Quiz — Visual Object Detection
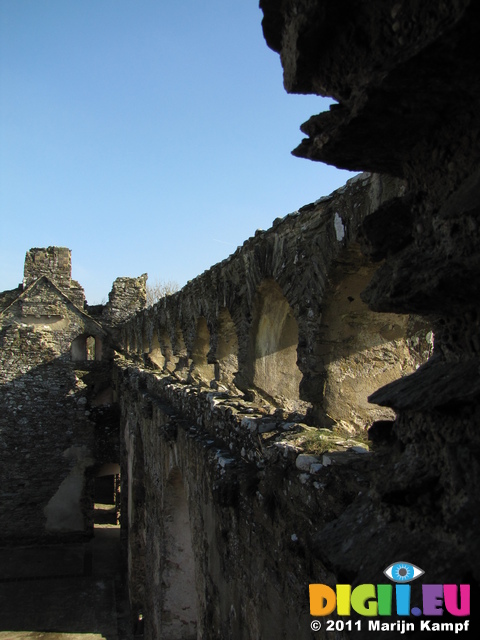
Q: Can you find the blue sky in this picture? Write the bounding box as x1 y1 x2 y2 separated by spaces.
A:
0 1 354 304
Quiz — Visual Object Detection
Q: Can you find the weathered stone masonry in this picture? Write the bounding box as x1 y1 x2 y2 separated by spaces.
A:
117 172 432 639
260 0 480 622
1 173 431 639
122 173 429 428
3 2 480 638
0 247 146 543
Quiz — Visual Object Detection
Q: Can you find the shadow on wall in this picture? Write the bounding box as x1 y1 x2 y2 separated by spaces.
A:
190 317 215 384
125 421 199 640
128 250 432 434
126 421 146 630
240 278 306 412
0 352 111 542
159 468 198 640
311 244 433 428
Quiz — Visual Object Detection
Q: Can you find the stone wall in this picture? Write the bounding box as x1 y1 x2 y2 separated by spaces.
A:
2 3 480 636
121 173 430 431
0 249 145 544
23 246 86 309
116 359 378 640
260 0 480 615
117 173 433 639
113 2 480 635
100 274 148 330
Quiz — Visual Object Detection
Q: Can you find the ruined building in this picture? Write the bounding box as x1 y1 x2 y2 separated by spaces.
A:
1 2 480 639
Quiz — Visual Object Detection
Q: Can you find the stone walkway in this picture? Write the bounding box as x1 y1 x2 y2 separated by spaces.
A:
0 511 133 640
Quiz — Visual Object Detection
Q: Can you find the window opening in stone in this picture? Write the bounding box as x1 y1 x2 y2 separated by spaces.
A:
141 325 149 355
126 330 137 354
173 324 189 379
71 334 102 362
86 335 96 360
161 468 198 639
160 329 175 372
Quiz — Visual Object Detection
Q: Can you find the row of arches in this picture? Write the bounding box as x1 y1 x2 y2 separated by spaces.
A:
123 261 430 428
127 279 306 413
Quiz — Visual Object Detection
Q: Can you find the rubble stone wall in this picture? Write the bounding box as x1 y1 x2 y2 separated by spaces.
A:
3 3 480 636
121 173 429 430
116 173 432 639
115 359 377 640
259 0 480 613
0 251 145 543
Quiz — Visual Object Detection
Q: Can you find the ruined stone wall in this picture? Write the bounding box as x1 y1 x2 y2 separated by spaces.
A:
3 3 480 631
260 0 480 613
0 250 146 544
24 246 86 309
115 359 376 640
110 3 480 635
101 274 148 330
0 286 101 542
121 173 430 432
116 173 433 638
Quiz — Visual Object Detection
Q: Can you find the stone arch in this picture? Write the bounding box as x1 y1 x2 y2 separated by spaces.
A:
172 324 189 379
159 328 175 372
311 244 432 429
148 331 166 370
126 327 136 354
71 333 102 361
160 468 198 639
141 322 150 356
134 320 144 355
215 307 239 388
246 279 306 411
190 316 215 385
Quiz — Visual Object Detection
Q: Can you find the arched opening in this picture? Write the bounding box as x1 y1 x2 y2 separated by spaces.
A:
173 325 189 380
86 336 96 360
141 324 149 356
314 245 432 430
190 317 215 385
160 468 198 639
248 279 305 411
91 386 114 406
215 308 239 388
135 326 143 355
148 332 166 370
160 329 175 372
71 334 102 362
127 331 136 354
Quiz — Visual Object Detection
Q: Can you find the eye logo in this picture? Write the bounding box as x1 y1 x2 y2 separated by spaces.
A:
310 561 470 619
384 561 424 583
